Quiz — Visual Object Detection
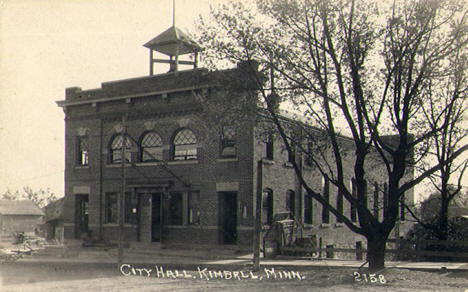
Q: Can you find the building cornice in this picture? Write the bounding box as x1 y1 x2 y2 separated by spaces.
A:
56 84 213 108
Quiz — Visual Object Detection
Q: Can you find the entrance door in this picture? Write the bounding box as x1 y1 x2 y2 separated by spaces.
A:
75 194 89 238
219 192 237 244
151 193 161 242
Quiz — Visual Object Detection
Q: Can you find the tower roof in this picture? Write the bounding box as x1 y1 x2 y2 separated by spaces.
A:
143 26 203 56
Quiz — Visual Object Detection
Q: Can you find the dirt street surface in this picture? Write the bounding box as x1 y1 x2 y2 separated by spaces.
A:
1 261 468 292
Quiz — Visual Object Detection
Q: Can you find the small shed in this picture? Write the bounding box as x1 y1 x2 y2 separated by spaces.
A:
42 198 64 242
0 199 44 235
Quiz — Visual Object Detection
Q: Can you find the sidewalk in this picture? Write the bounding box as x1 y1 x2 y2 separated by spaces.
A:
20 245 468 272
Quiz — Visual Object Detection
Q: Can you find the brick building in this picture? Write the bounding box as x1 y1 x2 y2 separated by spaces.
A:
57 26 413 257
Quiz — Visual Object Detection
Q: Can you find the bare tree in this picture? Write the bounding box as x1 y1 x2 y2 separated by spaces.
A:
197 0 468 271
423 62 467 240
1 187 59 208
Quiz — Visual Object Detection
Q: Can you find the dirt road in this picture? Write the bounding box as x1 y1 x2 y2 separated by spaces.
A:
1 260 468 291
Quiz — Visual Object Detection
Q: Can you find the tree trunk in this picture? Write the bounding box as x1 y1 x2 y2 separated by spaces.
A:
439 198 449 241
367 236 387 272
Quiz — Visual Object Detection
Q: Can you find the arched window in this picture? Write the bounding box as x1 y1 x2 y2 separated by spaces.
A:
110 134 132 164
262 189 273 225
173 128 198 160
140 131 163 162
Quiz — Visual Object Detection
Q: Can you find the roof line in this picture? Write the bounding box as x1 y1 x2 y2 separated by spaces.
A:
56 84 214 107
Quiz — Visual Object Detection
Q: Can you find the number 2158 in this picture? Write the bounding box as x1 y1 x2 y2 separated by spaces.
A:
353 272 386 284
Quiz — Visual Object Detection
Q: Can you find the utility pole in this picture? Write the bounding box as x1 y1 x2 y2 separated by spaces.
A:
117 115 127 268
253 160 263 270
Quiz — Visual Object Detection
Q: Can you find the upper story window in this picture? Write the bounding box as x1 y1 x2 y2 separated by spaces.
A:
286 190 295 219
77 136 89 166
322 176 330 224
220 126 236 158
173 128 198 161
304 140 313 167
287 142 296 163
140 131 163 162
351 178 357 222
265 135 274 160
110 134 132 164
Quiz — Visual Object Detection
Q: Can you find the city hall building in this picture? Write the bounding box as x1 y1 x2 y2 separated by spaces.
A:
57 26 413 257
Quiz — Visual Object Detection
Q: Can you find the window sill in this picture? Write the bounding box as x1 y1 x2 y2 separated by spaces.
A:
74 165 89 169
106 163 132 168
165 225 186 228
217 157 238 163
320 223 330 228
134 162 164 167
262 159 275 165
167 160 199 165
334 223 344 227
283 162 294 168
103 223 119 227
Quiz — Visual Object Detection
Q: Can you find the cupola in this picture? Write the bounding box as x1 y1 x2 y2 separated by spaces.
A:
144 1 203 74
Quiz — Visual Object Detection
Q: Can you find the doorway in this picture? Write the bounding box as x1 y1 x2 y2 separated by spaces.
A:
219 192 237 244
75 194 89 238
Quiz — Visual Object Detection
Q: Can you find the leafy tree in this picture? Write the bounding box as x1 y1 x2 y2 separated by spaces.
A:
197 0 468 271
408 189 468 240
0 187 59 208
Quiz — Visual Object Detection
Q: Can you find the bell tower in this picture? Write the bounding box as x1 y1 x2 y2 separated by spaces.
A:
144 0 203 74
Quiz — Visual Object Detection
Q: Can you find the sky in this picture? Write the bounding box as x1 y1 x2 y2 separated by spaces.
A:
0 0 465 202
0 0 221 197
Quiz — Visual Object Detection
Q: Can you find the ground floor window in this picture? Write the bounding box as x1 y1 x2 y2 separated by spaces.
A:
125 192 138 225
168 192 183 225
304 193 313 224
105 193 118 223
188 191 200 225
262 189 273 225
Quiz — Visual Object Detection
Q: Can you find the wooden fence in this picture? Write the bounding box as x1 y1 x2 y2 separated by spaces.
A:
279 238 468 261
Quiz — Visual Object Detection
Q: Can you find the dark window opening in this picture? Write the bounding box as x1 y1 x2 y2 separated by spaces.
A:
220 126 236 158
288 142 296 163
383 183 388 217
400 194 405 220
188 191 200 225
326 245 334 258
286 190 295 219
304 140 313 167
322 177 330 224
265 135 274 160
105 193 118 223
77 136 89 166
304 192 313 224
373 183 379 218
124 192 138 225
336 188 344 223
262 189 273 225
351 178 357 222
168 192 183 225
